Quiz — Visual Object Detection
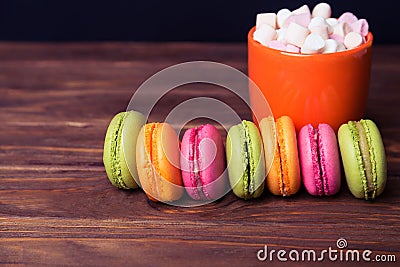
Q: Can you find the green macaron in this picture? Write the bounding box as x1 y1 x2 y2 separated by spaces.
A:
226 120 265 199
338 119 387 200
103 110 146 189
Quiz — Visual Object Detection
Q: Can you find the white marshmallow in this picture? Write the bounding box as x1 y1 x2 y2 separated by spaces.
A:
301 33 326 54
351 19 369 37
344 32 363 49
310 25 329 40
338 12 358 24
308 16 326 29
269 40 287 51
256 13 277 29
284 22 310 47
277 8 292 28
337 43 346 52
253 24 277 46
326 18 339 27
276 28 287 43
309 17 333 35
312 3 332 19
292 4 311 16
286 44 300 53
333 22 352 37
323 39 339 53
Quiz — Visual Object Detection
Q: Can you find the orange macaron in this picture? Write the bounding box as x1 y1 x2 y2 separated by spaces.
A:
136 122 183 202
259 116 301 196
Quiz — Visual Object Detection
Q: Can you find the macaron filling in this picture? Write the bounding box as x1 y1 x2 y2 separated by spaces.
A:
348 121 377 199
145 123 162 198
317 127 330 196
188 126 209 200
110 113 129 189
276 120 289 196
242 121 255 199
309 126 324 196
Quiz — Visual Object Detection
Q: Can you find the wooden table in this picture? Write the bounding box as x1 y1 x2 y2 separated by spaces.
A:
0 43 399 266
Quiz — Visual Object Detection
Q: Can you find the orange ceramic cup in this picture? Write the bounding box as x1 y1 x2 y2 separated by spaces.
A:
248 26 373 132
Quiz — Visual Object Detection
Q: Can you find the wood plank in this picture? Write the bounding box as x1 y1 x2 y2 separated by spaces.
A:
0 42 399 266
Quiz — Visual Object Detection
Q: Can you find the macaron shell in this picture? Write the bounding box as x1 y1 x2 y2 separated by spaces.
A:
266 116 301 196
196 125 228 200
362 120 387 197
136 123 183 202
245 120 265 198
317 124 341 196
260 116 285 196
180 124 227 200
277 116 301 196
121 110 146 188
226 121 265 199
226 123 248 198
338 123 366 198
259 116 276 177
103 112 141 189
298 124 321 196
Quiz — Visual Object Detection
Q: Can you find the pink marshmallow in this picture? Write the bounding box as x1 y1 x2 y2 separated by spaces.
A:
286 44 300 53
338 12 358 25
351 19 369 37
284 13 311 28
269 40 287 51
329 34 344 44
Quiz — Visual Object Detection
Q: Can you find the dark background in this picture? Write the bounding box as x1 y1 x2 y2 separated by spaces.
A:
0 0 398 43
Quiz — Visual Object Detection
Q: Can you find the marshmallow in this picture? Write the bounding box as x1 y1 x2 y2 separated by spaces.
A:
333 22 352 37
256 13 277 29
351 19 369 37
326 18 338 27
308 16 326 29
344 32 363 49
284 22 310 47
312 3 332 19
292 4 311 16
338 12 358 25
269 40 287 51
337 43 346 52
286 44 300 53
253 24 277 46
276 28 287 43
310 25 329 40
329 34 344 44
301 33 326 54
277 8 292 28
283 13 311 28
323 39 339 53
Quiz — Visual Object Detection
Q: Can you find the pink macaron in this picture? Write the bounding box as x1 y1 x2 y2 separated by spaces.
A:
298 123 341 196
180 124 228 200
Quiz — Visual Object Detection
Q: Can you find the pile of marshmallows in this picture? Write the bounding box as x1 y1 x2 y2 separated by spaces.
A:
253 2 369 54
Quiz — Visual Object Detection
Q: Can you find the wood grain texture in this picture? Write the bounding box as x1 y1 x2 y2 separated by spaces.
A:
0 42 399 266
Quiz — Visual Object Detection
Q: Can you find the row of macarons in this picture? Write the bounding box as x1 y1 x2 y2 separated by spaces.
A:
103 110 387 202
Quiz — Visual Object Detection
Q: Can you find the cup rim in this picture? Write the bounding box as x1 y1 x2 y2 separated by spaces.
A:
248 26 373 57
